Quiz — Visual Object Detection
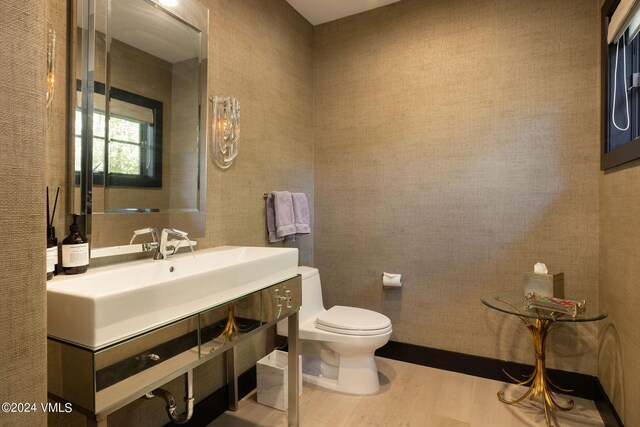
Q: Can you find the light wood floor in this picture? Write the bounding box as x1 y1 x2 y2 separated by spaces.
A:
208 357 604 427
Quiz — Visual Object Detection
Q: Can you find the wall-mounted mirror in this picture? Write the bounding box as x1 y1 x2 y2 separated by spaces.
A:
70 0 208 248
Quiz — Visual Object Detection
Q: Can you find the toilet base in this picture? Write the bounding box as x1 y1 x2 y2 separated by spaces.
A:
301 341 382 395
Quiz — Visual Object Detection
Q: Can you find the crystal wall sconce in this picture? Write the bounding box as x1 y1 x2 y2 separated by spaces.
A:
210 95 240 169
46 28 57 115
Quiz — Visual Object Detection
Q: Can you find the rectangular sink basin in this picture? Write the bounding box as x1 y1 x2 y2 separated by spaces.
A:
47 246 299 349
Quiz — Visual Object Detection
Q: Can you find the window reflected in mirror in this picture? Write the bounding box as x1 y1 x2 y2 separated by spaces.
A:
75 83 163 188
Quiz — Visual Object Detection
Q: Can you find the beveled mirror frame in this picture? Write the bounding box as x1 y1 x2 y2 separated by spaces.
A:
68 0 208 246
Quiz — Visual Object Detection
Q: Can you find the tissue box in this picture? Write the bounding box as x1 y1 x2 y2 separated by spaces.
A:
524 272 564 298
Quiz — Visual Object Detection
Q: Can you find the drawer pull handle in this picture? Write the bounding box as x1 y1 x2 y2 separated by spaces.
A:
274 289 287 307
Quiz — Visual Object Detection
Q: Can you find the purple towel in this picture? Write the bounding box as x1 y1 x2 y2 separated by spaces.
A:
266 195 283 243
266 191 296 243
292 193 310 235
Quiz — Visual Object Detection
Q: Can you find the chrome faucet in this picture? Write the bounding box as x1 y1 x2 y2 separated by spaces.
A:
130 227 191 260
158 228 190 260
130 227 163 259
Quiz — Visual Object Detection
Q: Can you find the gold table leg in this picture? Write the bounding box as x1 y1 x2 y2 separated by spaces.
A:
498 318 574 427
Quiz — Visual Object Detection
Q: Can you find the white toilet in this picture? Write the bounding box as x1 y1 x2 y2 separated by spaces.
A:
277 266 392 395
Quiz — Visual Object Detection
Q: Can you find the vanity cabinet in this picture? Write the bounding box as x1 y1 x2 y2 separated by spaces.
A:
47 275 301 426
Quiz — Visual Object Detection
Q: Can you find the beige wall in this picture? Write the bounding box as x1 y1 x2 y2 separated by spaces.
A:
313 0 601 374
46 0 313 425
599 161 640 426
597 1 639 425
0 0 47 426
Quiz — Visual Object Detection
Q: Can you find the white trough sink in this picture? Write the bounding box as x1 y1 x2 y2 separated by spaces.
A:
47 246 299 349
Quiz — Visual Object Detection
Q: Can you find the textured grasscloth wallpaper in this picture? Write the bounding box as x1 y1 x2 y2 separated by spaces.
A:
599 161 640 426
203 0 314 266
313 0 601 374
0 0 47 426
46 0 313 425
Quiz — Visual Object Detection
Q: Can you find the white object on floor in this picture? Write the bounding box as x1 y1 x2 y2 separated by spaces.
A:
256 350 302 411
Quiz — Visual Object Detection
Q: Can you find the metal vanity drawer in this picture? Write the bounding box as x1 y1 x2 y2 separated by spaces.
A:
48 315 199 414
262 275 302 323
94 315 199 413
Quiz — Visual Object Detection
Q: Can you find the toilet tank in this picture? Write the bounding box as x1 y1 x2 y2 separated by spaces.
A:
277 266 325 336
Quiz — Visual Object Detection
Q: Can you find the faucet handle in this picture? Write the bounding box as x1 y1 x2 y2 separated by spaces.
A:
130 227 159 244
165 228 188 239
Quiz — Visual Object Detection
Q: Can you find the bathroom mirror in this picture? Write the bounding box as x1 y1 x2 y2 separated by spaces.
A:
70 0 208 247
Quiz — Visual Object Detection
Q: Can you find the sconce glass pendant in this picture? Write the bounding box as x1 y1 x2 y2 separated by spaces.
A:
46 28 57 115
210 95 240 169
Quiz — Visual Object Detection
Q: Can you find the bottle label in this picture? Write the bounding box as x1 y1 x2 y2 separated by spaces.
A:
47 247 57 273
62 243 89 267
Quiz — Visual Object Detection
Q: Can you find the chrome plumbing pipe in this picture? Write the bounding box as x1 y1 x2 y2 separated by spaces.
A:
149 370 194 424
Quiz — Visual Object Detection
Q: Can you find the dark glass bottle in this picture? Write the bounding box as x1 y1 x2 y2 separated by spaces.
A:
62 215 89 275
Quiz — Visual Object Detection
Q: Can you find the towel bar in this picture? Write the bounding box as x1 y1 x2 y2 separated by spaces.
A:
263 192 306 200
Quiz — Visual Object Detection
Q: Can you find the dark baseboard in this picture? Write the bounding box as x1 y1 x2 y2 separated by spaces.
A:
376 340 624 427
593 377 625 427
164 366 257 427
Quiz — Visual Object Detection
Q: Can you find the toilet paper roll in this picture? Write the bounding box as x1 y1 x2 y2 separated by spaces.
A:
382 272 402 288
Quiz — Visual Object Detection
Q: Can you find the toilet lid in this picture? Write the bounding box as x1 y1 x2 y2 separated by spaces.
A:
315 306 392 336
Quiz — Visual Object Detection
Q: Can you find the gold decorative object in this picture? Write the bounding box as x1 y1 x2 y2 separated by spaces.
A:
218 303 240 341
46 28 56 114
525 293 586 317
496 298 574 427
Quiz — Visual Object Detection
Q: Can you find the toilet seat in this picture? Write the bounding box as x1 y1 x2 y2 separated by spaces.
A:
315 306 392 336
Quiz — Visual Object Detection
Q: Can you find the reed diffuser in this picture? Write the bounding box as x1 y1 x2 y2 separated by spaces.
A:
46 186 60 279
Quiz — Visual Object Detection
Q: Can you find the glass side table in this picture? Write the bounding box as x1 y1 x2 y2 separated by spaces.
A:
481 292 607 427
